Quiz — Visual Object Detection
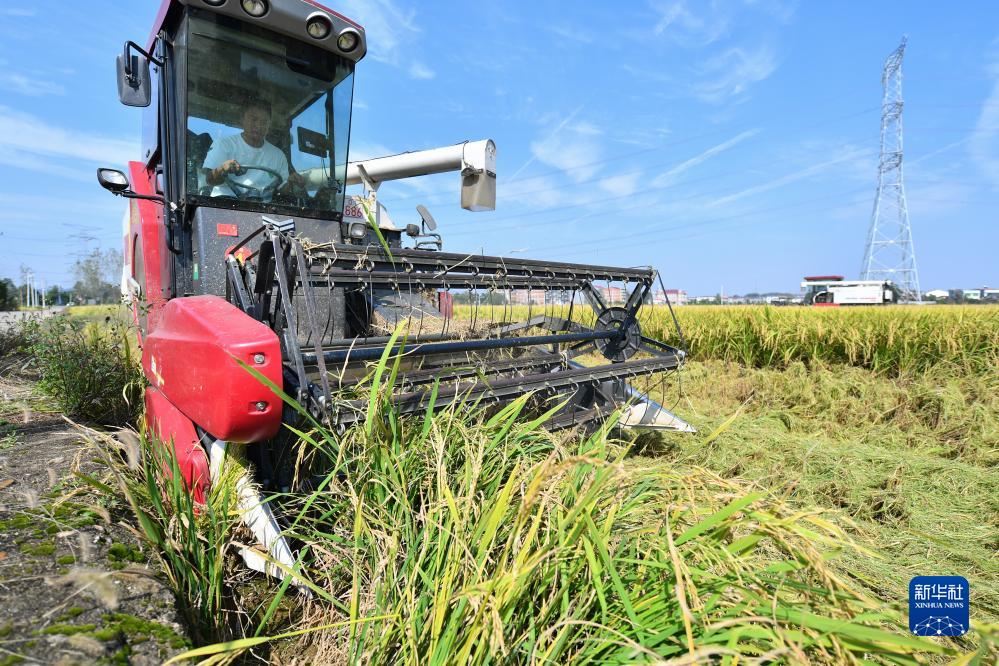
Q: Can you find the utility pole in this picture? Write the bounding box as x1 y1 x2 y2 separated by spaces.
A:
860 37 921 302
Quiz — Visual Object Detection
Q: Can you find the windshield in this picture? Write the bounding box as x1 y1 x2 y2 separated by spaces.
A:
185 10 354 217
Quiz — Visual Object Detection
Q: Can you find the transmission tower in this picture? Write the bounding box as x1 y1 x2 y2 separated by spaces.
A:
860 36 921 302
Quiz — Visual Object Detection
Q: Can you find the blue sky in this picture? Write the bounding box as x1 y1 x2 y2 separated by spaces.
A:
0 0 996 295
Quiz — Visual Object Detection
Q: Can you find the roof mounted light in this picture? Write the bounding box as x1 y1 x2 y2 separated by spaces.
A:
306 14 332 40
337 29 360 53
240 0 268 18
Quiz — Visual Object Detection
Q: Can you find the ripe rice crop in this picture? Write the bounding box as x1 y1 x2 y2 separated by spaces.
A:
456 304 999 375
77 329 992 664
647 304 999 375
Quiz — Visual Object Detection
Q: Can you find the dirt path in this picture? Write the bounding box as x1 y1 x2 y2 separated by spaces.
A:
0 374 189 666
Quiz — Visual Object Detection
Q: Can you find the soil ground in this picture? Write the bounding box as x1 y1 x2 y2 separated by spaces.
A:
0 372 189 666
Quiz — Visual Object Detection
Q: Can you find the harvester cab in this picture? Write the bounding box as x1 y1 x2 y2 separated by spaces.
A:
100 0 692 580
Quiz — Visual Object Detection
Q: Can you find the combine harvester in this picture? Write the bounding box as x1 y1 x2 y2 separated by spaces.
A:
98 0 691 578
801 275 899 306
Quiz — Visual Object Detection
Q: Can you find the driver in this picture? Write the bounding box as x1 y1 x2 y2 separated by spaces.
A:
202 98 304 200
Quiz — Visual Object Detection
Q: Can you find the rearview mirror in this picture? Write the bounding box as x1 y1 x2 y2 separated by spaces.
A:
116 41 154 107
97 168 130 193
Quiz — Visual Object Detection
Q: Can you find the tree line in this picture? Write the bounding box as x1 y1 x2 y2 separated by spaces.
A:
1 248 122 310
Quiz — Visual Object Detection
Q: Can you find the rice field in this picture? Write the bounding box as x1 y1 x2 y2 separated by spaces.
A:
649 304 999 375
456 302 999 375
17 304 997 663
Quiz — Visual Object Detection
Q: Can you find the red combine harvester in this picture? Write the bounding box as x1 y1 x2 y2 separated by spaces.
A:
99 0 691 578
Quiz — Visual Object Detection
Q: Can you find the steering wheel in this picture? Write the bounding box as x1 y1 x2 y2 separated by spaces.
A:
226 165 285 201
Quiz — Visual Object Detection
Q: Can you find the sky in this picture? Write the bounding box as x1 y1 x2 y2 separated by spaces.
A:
0 0 997 296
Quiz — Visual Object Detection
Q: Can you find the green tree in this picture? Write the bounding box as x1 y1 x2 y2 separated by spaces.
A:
0 278 17 310
72 248 121 304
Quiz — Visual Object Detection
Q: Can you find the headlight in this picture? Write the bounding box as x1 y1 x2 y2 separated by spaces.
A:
240 0 268 17
337 29 359 53
349 222 366 239
307 15 332 39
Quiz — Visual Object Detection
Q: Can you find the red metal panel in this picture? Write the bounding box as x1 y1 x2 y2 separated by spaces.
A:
144 385 209 504
438 291 454 318
143 295 283 443
128 161 170 333
146 0 176 52
803 275 844 282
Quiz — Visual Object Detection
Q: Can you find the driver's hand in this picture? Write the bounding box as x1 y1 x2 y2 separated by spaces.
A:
222 159 244 175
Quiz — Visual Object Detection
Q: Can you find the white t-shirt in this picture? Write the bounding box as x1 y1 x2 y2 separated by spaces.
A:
203 133 290 199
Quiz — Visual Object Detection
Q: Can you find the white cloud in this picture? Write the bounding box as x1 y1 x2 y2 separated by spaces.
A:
707 148 869 208
599 173 640 197
651 1 728 46
335 0 419 66
0 8 35 17
530 133 601 183
652 129 760 186
970 66 999 188
348 141 397 162
693 45 777 103
0 71 65 96
509 105 584 180
496 175 571 211
0 107 136 181
569 121 602 136
408 62 436 80
0 192 125 225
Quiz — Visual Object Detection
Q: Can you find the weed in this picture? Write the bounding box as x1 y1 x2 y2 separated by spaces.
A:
19 543 55 557
36 623 97 636
59 607 85 620
20 315 143 426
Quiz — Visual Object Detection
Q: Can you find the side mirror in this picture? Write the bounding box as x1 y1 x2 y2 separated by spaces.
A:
116 41 158 107
97 168 130 193
416 204 437 231
95 168 163 204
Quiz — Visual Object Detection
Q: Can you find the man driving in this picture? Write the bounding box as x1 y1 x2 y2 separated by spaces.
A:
202 98 304 200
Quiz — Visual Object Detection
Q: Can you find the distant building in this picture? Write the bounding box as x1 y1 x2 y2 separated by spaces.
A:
598 286 625 304
653 289 687 306
507 289 546 305
924 289 949 300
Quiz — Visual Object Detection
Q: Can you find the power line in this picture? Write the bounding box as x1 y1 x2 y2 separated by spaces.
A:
540 191 989 261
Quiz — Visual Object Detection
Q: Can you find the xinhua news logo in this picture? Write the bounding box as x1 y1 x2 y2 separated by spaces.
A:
909 576 969 637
